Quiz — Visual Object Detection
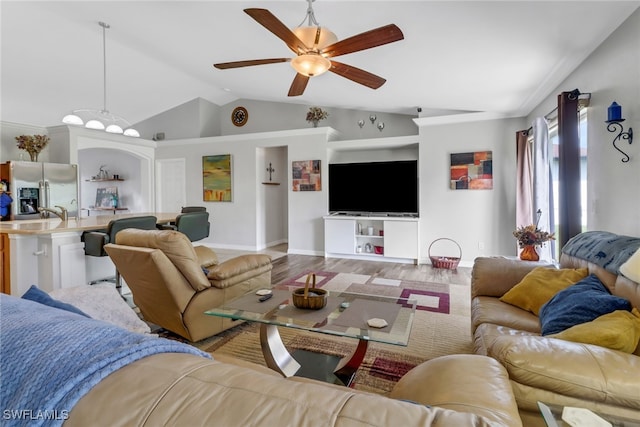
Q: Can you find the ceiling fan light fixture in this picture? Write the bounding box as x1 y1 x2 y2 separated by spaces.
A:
293 26 337 50
291 53 331 77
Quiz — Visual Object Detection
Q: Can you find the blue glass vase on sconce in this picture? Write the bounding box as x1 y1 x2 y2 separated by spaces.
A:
606 101 633 163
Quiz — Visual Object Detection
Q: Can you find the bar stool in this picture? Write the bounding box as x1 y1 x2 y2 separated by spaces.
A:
83 216 158 291
159 211 210 242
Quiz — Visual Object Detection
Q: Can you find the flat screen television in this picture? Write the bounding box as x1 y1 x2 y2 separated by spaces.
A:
328 160 418 216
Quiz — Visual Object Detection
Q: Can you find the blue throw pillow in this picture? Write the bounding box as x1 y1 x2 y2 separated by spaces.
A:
539 274 631 335
21 285 90 317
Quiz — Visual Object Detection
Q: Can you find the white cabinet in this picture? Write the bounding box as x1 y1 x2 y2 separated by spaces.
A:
325 219 356 254
324 215 418 263
383 220 419 259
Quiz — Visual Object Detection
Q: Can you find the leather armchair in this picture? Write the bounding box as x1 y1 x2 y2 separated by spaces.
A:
84 216 158 256
104 229 272 342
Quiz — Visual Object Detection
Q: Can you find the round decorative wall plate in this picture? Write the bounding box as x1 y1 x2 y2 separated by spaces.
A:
231 106 248 127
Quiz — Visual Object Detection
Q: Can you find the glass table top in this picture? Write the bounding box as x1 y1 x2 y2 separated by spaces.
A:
538 402 640 427
205 288 416 346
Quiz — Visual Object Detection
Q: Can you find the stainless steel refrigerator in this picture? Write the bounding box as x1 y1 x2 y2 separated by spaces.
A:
6 161 78 220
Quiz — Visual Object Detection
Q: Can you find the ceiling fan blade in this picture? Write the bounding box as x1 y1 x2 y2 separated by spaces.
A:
321 24 404 58
244 8 307 54
328 60 386 90
288 74 310 97
214 58 290 69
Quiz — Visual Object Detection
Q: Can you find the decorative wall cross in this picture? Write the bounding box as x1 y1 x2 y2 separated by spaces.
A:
266 163 275 181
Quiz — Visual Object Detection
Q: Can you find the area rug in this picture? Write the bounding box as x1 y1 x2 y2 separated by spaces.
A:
162 269 473 395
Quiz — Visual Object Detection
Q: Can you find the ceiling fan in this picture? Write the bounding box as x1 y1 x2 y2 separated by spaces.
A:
213 0 404 97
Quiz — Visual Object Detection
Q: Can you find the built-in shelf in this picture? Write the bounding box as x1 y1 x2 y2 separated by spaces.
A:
262 182 281 185
83 207 128 216
324 215 419 263
85 178 125 182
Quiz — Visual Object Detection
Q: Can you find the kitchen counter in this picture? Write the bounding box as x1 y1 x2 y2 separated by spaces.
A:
0 212 178 235
1 212 179 297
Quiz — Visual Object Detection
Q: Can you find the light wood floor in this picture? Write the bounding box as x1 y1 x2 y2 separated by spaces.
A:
268 246 471 286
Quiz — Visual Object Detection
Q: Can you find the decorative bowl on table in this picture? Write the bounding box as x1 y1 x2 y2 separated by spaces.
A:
292 273 327 310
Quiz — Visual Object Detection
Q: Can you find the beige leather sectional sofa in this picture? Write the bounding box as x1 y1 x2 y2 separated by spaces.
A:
471 231 640 426
66 352 522 426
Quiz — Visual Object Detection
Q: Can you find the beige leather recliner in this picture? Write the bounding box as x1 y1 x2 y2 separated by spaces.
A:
104 229 272 342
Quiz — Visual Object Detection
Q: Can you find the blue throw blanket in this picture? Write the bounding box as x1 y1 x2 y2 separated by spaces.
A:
0 294 211 427
562 231 640 275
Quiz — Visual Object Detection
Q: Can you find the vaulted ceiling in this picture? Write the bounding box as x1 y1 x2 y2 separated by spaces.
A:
1 1 638 128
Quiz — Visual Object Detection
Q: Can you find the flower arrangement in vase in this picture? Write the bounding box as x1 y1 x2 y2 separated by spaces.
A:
306 107 329 127
15 134 50 162
513 212 555 261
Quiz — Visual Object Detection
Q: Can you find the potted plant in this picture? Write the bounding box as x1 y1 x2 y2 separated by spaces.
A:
15 134 50 162
513 222 555 261
306 107 329 127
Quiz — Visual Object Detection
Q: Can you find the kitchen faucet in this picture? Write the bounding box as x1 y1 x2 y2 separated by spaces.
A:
38 205 68 221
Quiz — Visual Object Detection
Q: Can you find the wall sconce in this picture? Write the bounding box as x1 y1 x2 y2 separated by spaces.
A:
357 119 365 128
377 122 385 131
369 114 377 124
606 101 633 163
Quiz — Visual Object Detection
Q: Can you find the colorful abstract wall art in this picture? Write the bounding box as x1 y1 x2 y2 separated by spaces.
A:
292 160 321 191
450 151 493 190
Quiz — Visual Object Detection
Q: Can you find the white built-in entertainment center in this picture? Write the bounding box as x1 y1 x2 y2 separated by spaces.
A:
323 214 419 263
324 136 420 264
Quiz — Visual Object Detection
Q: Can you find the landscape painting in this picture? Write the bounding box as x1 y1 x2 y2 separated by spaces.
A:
292 160 321 191
450 151 493 190
203 154 232 201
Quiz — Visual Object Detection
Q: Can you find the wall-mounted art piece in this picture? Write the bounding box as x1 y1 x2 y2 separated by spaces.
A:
203 154 232 201
292 160 321 191
450 151 493 190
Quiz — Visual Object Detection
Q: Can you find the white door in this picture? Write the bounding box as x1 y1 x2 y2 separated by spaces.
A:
156 158 186 212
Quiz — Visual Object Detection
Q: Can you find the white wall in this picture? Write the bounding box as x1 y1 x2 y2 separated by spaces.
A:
154 128 331 253
215 99 418 140
134 97 222 141
257 146 287 249
526 8 640 237
417 117 526 262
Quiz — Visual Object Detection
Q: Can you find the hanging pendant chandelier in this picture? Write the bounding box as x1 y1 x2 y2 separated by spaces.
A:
62 21 140 137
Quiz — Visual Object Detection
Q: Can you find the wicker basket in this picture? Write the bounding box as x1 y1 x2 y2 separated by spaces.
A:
428 238 462 269
292 273 327 310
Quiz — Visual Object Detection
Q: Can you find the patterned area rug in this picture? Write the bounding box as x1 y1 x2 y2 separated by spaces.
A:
161 270 472 395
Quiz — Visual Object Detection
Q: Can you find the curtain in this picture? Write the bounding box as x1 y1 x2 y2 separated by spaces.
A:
532 117 555 261
515 130 533 228
557 91 582 248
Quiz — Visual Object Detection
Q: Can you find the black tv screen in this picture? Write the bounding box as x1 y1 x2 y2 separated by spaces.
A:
328 160 418 215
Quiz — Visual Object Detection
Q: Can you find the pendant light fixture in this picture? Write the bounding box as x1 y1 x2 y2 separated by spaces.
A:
62 21 140 137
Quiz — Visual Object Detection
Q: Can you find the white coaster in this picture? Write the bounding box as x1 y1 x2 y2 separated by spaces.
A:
367 318 388 328
256 289 272 296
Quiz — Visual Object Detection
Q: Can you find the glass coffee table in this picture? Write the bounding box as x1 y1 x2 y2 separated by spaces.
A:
538 402 640 426
205 288 416 386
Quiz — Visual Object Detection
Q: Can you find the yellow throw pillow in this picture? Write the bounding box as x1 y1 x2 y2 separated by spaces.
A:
550 308 640 353
499 267 589 315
